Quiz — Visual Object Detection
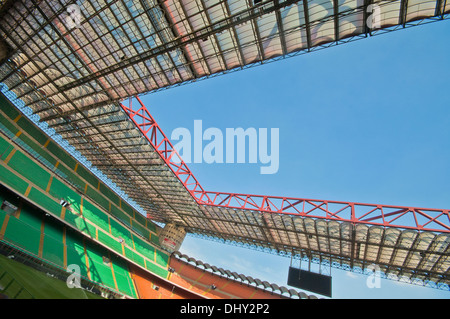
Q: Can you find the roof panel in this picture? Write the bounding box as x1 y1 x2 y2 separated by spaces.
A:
379 0 402 27
1 0 446 107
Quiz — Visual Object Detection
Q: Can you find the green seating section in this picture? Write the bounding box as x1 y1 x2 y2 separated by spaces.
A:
0 187 136 297
0 93 172 295
0 94 158 238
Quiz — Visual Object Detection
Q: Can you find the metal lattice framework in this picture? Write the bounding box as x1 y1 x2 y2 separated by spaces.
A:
119 96 450 289
120 97 450 234
0 0 449 115
0 0 449 288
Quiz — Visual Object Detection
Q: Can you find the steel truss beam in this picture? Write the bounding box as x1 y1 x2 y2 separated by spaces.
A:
119 96 209 201
199 192 450 233
120 97 450 234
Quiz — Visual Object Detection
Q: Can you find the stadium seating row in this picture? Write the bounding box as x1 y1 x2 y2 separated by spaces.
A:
170 252 316 299
0 93 159 241
0 131 170 274
0 92 306 300
0 185 137 297
0 93 174 294
168 255 293 299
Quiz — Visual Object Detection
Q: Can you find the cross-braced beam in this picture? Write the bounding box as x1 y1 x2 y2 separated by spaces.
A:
120 96 450 234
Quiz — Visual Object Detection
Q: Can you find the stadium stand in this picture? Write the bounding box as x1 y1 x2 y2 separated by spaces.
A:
0 92 173 297
169 252 316 299
0 92 307 299
130 263 205 299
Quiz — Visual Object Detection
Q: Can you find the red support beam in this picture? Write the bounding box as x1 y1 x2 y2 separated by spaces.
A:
121 97 450 234
119 97 210 203
199 191 450 233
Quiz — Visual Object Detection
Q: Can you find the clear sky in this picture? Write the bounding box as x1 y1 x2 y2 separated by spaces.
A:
140 19 450 299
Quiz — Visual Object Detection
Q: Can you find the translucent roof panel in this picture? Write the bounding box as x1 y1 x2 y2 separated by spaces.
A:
0 0 447 112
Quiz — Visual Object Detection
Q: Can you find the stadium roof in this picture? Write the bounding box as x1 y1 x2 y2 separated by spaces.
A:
1 0 448 109
0 0 449 288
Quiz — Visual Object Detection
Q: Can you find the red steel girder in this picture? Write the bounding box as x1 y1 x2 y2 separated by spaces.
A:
119 96 210 202
120 97 450 233
198 191 450 233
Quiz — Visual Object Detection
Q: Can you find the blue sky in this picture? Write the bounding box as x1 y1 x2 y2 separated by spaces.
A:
140 19 450 299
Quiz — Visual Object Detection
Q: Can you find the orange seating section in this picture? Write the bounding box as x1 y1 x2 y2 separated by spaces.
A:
129 263 203 299
168 258 287 299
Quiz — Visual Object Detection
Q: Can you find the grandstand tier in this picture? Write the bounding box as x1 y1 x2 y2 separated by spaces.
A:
0 92 308 299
